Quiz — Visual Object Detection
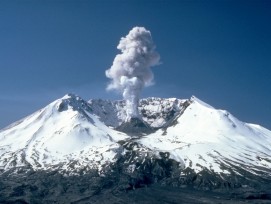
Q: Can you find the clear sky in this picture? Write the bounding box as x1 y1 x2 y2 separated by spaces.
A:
0 0 270 129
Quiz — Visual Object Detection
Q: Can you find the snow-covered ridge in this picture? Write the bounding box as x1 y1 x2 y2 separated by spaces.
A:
0 93 271 181
0 94 128 173
139 97 271 175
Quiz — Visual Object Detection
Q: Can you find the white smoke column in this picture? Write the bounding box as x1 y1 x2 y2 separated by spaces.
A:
106 27 160 121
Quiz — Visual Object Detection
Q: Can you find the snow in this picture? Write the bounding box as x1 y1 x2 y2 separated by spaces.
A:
0 94 127 172
138 97 271 174
0 94 271 177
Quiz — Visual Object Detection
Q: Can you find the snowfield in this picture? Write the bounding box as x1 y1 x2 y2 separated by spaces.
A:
0 94 128 172
138 96 271 174
0 93 271 180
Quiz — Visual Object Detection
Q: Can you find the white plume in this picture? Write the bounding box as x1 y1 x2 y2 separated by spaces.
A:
106 27 160 121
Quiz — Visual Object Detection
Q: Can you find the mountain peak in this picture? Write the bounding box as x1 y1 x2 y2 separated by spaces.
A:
56 93 90 113
1 94 271 195
190 95 214 109
62 93 78 99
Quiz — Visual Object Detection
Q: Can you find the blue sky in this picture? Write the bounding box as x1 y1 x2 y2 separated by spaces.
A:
0 0 270 129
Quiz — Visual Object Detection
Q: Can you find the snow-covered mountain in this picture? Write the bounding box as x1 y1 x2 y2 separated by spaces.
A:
0 94 128 174
1 93 271 189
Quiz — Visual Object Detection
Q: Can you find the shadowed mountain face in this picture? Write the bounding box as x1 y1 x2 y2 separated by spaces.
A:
0 94 271 203
115 117 154 135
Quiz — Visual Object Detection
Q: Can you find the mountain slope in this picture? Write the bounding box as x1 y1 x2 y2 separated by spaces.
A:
138 96 271 180
0 94 271 190
0 94 128 173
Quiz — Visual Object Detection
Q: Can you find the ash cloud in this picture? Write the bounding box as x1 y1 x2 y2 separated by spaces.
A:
106 27 160 121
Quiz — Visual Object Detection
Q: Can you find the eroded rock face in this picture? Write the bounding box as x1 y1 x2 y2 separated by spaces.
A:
115 117 154 135
88 97 189 129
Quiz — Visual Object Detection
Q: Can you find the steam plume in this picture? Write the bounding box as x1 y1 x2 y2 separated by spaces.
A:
105 27 160 121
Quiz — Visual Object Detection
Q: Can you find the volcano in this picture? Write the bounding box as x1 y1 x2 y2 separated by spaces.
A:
0 94 271 203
